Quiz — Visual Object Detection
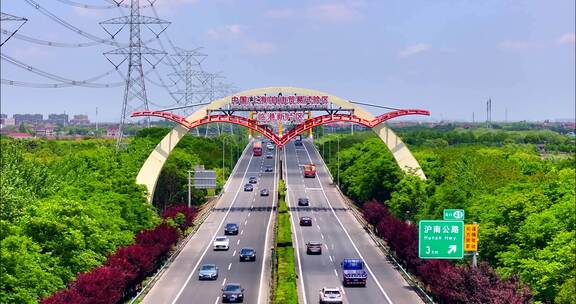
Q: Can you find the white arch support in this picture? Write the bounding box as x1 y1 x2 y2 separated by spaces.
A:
136 87 426 202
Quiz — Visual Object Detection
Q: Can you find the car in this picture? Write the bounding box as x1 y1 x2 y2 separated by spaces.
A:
266 152 273 159
306 241 322 254
244 184 253 192
298 197 310 206
299 216 312 226
260 188 269 196
295 139 303 146
264 166 273 172
224 223 239 235
319 287 343 304
213 236 230 250
222 283 245 303
198 264 218 280
248 176 257 184
239 247 256 262
266 143 274 150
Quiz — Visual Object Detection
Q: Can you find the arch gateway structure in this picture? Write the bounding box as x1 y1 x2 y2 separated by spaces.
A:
133 86 430 202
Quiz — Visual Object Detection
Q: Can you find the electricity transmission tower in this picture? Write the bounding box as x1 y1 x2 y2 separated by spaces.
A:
100 0 169 148
0 12 27 47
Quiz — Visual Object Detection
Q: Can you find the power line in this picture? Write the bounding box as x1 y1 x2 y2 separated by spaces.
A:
1 12 28 47
1 53 124 88
24 0 125 46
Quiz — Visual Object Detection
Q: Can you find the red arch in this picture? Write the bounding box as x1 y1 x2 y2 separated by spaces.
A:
278 109 430 146
132 111 281 144
131 108 430 147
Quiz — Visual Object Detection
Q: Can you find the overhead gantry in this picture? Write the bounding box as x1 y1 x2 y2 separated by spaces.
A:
133 87 430 202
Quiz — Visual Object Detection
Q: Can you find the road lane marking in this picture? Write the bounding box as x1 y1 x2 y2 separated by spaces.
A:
334 269 338 277
232 250 237 257
301 142 395 304
241 230 244 235
325 244 329 250
222 278 227 286
321 233 325 239
237 239 240 245
170 148 255 304
329 255 333 262
214 297 219 304
244 220 248 225
228 263 232 270
257 147 279 304
248 212 251 217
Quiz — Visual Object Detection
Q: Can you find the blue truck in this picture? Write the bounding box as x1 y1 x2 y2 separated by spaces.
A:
340 258 368 287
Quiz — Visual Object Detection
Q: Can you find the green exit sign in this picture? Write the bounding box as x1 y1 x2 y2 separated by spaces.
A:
443 209 465 220
419 220 464 259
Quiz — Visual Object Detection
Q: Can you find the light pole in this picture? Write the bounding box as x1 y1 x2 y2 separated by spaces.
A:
187 170 193 208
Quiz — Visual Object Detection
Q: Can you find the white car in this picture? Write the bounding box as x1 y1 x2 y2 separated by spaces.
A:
319 287 343 304
266 143 274 150
213 236 230 251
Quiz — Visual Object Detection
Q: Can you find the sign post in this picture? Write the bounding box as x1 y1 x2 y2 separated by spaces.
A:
418 220 464 259
443 209 465 220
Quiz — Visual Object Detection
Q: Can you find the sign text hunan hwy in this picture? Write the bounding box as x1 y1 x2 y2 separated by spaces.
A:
230 94 330 111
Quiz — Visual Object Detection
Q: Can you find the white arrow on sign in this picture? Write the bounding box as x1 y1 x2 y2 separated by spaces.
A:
448 245 457 254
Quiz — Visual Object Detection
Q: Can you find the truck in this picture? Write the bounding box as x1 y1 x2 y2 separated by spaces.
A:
253 141 262 156
303 164 316 178
340 258 368 287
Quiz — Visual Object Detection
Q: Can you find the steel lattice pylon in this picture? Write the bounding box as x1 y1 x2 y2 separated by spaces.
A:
101 0 169 148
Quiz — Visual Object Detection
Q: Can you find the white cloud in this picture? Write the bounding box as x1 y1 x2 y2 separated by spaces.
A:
498 40 532 50
556 33 575 45
265 8 295 19
244 41 276 56
306 1 365 23
206 24 244 39
398 43 431 58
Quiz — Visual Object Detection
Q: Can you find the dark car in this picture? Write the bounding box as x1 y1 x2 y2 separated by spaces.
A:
299 216 312 226
239 247 256 262
264 166 273 172
260 188 269 196
248 176 257 184
298 197 310 206
224 223 239 235
221 283 244 303
295 139 303 146
266 152 273 159
306 241 323 255
244 184 253 192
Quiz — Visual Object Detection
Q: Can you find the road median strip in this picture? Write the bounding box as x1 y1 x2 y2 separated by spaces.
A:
272 179 299 304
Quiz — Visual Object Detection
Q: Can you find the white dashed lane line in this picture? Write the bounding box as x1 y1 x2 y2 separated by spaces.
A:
237 239 240 245
228 263 232 270
222 278 227 286
232 250 237 257
214 297 219 304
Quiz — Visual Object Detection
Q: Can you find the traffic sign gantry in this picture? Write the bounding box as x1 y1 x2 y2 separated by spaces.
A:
443 209 465 220
419 220 464 259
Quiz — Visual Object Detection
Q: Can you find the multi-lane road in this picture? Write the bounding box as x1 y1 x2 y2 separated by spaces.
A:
284 139 423 304
143 142 278 304
142 138 422 304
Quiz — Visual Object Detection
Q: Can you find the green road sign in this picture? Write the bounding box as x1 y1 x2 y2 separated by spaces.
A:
443 209 465 220
419 220 464 259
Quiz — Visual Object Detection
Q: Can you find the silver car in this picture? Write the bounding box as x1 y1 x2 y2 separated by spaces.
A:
198 264 218 280
319 287 343 304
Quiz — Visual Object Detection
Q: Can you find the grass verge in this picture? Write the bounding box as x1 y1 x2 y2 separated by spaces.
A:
272 179 299 304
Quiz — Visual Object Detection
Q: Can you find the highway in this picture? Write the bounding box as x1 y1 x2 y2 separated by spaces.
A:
142 141 277 304
283 139 423 304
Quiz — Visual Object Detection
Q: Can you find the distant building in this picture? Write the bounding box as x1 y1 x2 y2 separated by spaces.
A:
14 114 43 126
6 132 33 139
33 126 55 137
70 114 90 126
47 113 69 126
106 127 119 138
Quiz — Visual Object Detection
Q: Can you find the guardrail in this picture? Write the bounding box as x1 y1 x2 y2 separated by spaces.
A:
310 140 435 304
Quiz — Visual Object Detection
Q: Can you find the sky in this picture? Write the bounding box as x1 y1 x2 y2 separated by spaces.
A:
1 0 575 123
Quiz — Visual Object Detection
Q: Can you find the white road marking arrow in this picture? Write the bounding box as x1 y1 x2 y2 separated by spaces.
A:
448 244 457 254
